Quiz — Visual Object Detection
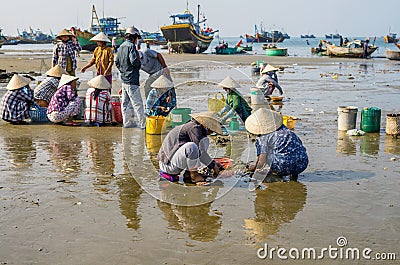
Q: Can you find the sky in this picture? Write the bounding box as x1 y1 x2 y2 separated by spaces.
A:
0 0 399 38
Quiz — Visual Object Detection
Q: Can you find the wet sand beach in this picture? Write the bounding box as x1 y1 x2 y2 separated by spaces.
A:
0 52 399 264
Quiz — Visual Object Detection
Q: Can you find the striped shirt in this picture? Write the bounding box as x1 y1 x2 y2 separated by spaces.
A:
0 87 34 122
33 77 59 103
52 40 82 71
84 88 111 123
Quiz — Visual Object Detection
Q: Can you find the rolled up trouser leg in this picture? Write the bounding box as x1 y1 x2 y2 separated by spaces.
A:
159 142 203 175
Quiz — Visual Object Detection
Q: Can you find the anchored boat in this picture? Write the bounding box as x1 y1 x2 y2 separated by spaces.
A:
76 5 125 51
160 4 218 54
324 40 378 58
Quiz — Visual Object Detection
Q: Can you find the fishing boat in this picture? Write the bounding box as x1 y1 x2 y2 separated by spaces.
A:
301 34 316 38
385 49 400 60
16 28 54 44
140 31 167 45
235 39 252 51
324 40 378 58
76 5 125 51
311 47 327 56
263 43 287 56
214 46 240 55
325 33 341 39
245 24 289 43
383 33 399 43
160 4 218 54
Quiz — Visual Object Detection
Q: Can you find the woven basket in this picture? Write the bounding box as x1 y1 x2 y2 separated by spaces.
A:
207 92 225 112
386 114 400 136
29 103 50 123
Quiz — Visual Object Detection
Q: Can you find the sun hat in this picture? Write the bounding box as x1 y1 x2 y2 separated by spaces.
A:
190 112 223 135
217 76 241 90
90 32 111 43
125 26 141 39
45 65 68 78
151 75 174 89
56 29 73 40
58 74 79 89
87 75 111 90
245 108 283 135
6 74 31 91
261 64 279 74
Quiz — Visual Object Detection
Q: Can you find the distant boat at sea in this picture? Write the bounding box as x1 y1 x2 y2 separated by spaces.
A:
140 31 167 46
245 24 289 43
160 4 218 54
301 34 315 38
325 33 341 39
76 5 125 51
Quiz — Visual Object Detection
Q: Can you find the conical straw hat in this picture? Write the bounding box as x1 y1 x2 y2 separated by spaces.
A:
151 75 174 89
6 74 31 90
190 111 223 135
45 65 68 78
90 32 111 43
217 76 241 89
87 75 111 90
261 64 279 74
245 108 283 135
58 74 79 88
56 29 73 39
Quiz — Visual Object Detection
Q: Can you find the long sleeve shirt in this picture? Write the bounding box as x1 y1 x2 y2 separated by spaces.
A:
47 85 78 114
158 120 215 169
90 46 114 76
218 90 252 122
52 40 81 71
256 74 283 96
0 87 34 122
115 39 141 85
146 88 176 116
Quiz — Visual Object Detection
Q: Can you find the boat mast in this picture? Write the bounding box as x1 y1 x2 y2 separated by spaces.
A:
90 5 102 33
197 4 200 26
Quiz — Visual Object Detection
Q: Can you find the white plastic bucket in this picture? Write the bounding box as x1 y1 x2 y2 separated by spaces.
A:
250 87 265 105
337 106 358 131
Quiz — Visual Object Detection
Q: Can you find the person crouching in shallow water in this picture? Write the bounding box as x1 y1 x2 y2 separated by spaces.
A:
216 76 252 124
34 65 68 107
0 74 34 125
84 75 118 125
47 74 82 126
158 112 224 185
245 108 308 182
81 32 114 86
146 75 176 117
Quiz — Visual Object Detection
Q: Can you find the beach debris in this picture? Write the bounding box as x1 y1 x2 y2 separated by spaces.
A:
346 129 365 136
391 157 397 162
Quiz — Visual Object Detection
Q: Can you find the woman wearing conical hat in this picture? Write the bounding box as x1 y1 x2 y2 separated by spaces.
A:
145 75 176 117
245 108 308 183
216 76 252 124
0 74 34 125
81 32 114 86
46 74 82 126
84 75 118 125
34 65 68 107
52 28 82 76
158 112 224 185
256 64 283 97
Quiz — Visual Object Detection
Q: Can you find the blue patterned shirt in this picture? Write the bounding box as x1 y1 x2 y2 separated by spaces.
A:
0 87 34 122
255 125 308 176
52 40 81 71
146 88 176 116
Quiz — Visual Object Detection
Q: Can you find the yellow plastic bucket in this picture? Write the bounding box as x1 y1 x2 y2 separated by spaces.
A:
283 115 297 130
146 116 166 135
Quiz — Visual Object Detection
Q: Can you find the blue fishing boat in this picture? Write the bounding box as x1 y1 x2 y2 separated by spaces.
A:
244 24 289 43
160 3 218 53
301 34 316 38
140 31 167 45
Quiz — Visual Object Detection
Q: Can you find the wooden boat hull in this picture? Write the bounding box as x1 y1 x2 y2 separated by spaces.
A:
76 30 124 51
160 24 213 54
265 48 287 56
385 49 400 60
311 47 327 55
325 43 378 58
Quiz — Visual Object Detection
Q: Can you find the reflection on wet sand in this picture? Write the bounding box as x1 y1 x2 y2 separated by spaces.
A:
1 127 36 168
244 181 307 242
118 172 142 230
158 181 221 242
336 131 357 155
360 133 380 155
384 135 400 154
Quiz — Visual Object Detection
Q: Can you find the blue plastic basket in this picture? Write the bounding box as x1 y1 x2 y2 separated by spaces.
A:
29 102 50 123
